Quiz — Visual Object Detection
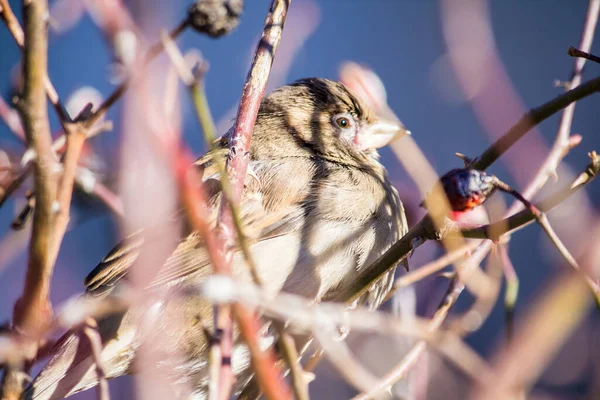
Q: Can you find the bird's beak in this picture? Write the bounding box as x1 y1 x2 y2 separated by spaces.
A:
356 118 411 150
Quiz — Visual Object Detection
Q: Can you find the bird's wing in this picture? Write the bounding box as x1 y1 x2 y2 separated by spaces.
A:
84 155 315 296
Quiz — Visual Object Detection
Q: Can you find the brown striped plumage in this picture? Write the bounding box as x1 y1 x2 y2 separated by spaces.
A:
25 78 409 400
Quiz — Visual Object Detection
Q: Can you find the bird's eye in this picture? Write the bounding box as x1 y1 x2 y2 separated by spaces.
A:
335 116 351 129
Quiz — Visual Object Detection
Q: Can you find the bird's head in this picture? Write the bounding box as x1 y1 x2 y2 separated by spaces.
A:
253 78 409 165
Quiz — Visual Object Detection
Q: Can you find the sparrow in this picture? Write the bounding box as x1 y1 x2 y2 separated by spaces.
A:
24 78 409 400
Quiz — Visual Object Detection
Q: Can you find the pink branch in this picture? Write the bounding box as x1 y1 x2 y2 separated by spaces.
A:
211 1 290 399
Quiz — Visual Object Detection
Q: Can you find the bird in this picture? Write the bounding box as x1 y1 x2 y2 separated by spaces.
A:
24 78 410 400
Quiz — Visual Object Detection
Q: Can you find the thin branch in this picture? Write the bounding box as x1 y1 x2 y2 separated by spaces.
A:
473 271 592 400
179 157 238 400
234 306 292 400
488 178 600 303
502 0 600 208
1 0 55 397
569 46 600 64
0 4 188 210
277 329 310 400
448 248 503 335
0 0 126 222
471 74 600 171
0 0 70 123
75 172 125 219
211 1 290 399
312 327 380 394
461 151 600 240
0 95 25 141
382 241 480 304
0 272 492 399
0 0 24 45
11 0 55 337
160 31 262 286
352 150 600 398
352 249 488 400
498 245 518 342
85 18 190 129
82 318 110 400
193 276 495 389
333 73 600 307
162 28 292 400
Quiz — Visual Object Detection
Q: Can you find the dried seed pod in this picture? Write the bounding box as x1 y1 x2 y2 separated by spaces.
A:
439 168 497 212
187 0 243 38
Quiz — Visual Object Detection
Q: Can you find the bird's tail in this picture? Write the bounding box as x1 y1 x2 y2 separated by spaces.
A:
23 314 133 400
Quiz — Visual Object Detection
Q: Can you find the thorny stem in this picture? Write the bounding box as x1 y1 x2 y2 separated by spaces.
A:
192 82 264 286
161 30 290 400
211 1 290 399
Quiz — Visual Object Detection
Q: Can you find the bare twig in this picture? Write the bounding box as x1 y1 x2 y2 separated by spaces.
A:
85 18 190 129
0 95 25 140
0 3 188 209
82 318 110 400
352 248 489 400
234 306 292 400
162 29 292 400
277 330 310 400
1 0 55 397
504 0 600 206
179 157 238 400
352 150 600 399
473 271 592 400
11 0 55 338
160 31 262 286
0 0 24 45
498 245 518 342
461 151 600 240
211 1 290 399
383 241 480 304
0 0 70 123
486 178 600 303
0 4 111 394
471 74 600 172
448 248 503 335
568 46 600 64
334 73 600 307
193 276 495 388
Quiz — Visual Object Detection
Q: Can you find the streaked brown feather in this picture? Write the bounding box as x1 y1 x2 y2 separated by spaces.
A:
25 78 407 400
